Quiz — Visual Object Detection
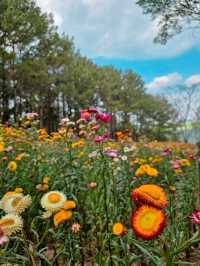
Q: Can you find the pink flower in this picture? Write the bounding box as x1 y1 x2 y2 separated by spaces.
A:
104 148 118 158
190 211 200 224
161 148 172 156
95 113 111 123
91 124 100 131
94 136 105 143
188 154 197 161
71 223 81 233
5 146 14 153
94 133 109 143
170 160 181 170
26 112 38 120
59 117 69 126
0 228 9 246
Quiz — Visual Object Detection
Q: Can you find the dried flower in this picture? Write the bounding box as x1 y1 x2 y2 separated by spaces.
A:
0 214 23 236
41 191 66 212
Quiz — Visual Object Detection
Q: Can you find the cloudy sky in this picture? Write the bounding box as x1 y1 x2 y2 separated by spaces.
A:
36 0 200 92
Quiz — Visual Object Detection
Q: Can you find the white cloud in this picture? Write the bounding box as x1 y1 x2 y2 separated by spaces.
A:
185 74 200 87
35 0 200 60
36 0 63 26
146 73 182 90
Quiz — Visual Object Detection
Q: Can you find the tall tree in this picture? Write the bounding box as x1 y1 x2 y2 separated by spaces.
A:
136 0 200 43
0 0 50 122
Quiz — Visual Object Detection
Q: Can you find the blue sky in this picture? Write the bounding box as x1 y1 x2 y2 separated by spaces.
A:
36 0 200 91
93 48 200 83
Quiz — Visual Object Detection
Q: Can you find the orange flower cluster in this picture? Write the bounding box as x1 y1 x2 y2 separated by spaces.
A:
131 184 167 240
40 191 77 227
38 128 48 140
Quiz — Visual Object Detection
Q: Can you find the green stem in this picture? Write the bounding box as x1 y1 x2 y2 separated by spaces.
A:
101 154 113 266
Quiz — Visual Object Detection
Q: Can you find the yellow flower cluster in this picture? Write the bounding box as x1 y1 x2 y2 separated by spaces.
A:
180 159 191 167
135 164 158 177
71 140 85 148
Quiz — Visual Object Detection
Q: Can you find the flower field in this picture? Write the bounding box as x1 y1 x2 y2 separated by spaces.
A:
0 111 200 266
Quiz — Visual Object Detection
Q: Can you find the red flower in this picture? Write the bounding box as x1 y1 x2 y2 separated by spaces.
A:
80 110 90 120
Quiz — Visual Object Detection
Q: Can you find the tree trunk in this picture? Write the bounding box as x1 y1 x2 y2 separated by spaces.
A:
2 59 9 123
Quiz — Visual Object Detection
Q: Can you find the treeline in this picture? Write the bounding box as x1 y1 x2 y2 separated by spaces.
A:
0 0 176 139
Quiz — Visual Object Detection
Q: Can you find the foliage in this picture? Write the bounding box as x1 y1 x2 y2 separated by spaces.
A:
136 0 200 43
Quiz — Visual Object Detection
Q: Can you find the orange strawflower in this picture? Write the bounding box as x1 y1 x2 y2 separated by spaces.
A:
114 131 125 140
53 210 72 227
112 223 126 236
15 153 26 161
64 200 76 210
131 205 166 240
131 184 168 209
0 142 4 152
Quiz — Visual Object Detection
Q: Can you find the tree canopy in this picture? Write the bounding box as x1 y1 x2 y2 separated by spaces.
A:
136 0 200 43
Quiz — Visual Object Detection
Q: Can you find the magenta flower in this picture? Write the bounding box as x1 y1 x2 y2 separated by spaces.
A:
95 113 111 123
94 136 104 143
88 107 98 113
190 211 200 224
94 132 109 143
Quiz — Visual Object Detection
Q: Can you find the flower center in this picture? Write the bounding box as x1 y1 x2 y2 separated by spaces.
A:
11 197 22 207
0 218 14 227
48 193 61 203
139 211 156 230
